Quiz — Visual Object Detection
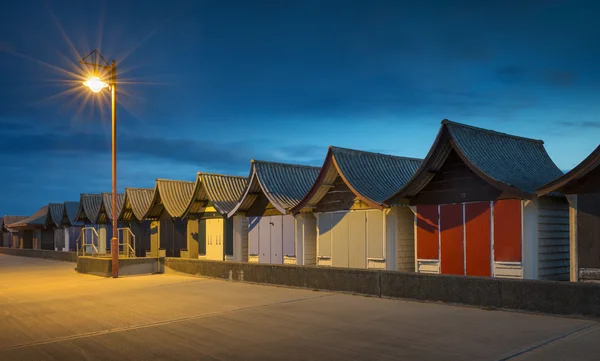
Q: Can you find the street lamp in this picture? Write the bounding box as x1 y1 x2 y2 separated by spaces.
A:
80 49 119 278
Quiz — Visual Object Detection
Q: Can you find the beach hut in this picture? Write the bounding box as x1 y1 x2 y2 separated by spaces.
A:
385 119 569 280
228 160 321 265
291 147 422 271
53 201 83 252
7 206 49 249
74 194 106 253
183 173 247 261
41 203 64 250
118 188 154 257
1 216 26 248
144 179 195 258
97 192 127 253
537 145 600 282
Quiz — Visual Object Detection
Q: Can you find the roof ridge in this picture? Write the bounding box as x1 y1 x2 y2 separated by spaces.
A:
441 119 544 144
125 187 154 191
251 159 321 169
197 172 247 179
156 178 195 184
330 145 423 161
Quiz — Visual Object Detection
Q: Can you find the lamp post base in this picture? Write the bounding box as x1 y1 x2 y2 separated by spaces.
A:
111 237 119 278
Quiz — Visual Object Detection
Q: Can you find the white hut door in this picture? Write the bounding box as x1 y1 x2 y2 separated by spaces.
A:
258 217 271 263
270 216 284 264
331 212 349 268
206 218 223 261
348 212 366 269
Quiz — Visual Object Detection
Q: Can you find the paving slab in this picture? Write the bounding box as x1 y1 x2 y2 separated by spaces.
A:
0 254 597 360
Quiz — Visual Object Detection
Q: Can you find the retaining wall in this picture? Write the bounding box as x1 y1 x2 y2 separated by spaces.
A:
164 258 600 317
0 247 77 262
77 256 162 277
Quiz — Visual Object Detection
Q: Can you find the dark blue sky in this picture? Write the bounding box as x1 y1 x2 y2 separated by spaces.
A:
1 0 599 215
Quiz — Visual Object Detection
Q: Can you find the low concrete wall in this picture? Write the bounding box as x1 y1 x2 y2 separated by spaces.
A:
164 258 380 296
77 257 162 277
164 258 600 317
0 247 77 262
579 268 600 283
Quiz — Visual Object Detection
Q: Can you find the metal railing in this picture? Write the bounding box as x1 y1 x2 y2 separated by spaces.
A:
76 227 100 257
117 227 136 258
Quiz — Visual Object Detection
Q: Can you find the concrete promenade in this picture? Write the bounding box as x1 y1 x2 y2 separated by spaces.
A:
0 254 598 360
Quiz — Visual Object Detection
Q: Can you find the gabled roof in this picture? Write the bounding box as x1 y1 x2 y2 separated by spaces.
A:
64 201 81 226
537 144 600 196
385 119 564 204
291 146 422 212
7 206 48 230
47 203 65 227
97 193 125 224
119 188 154 221
145 179 195 219
228 160 321 217
1 215 27 232
185 173 247 216
75 194 103 223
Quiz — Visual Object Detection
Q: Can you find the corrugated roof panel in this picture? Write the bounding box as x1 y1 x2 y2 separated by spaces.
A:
1 215 27 231
445 120 564 193
537 144 600 196
122 188 154 221
7 206 48 230
99 193 125 223
228 160 320 216
48 203 65 227
331 147 422 204
254 160 321 211
76 194 102 223
197 173 247 215
64 202 80 226
145 179 195 219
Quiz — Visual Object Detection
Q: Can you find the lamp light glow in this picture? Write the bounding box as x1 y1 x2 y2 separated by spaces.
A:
83 77 109 93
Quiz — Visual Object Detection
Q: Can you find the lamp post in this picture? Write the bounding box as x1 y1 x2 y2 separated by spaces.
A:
80 49 119 278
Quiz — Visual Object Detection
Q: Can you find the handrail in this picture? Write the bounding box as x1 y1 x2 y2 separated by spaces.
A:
117 227 136 258
77 227 100 257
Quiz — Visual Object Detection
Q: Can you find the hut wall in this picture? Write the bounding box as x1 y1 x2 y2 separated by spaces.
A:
21 230 33 249
53 228 65 250
409 150 503 205
2 232 10 247
389 206 415 272
295 213 317 266
576 193 600 270
185 220 199 259
41 228 55 250
158 212 187 258
537 196 570 281
128 221 151 257
150 221 160 257
12 232 19 248
232 215 248 262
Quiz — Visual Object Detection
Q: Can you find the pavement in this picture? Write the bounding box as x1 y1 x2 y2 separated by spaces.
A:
0 254 599 361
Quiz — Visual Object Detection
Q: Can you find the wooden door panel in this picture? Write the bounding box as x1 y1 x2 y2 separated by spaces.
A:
440 204 464 275
465 202 491 277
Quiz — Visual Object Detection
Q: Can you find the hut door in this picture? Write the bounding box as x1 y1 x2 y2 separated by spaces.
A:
331 212 349 268
348 211 366 269
248 217 259 257
270 216 283 264
465 202 491 277
282 215 295 258
41 229 55 250
258 217 271 263
440 204 464 275
206 218 223 261
23 230 34 249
